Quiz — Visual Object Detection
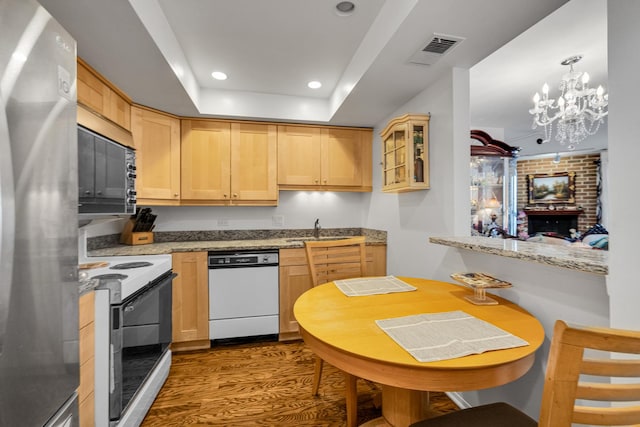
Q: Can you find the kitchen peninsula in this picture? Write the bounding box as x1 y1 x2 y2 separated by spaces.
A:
429 236 607 275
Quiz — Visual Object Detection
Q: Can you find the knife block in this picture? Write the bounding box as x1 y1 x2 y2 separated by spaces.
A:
120 219 154 245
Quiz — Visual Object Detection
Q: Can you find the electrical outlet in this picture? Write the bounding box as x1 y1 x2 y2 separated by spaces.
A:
272 215 284 227
218 218 229 226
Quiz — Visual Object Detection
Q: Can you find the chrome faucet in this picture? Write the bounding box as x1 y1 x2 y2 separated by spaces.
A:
313 218 321 238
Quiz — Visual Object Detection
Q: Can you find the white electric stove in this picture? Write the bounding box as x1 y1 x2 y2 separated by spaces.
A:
84 253 173 427
85 254 172 301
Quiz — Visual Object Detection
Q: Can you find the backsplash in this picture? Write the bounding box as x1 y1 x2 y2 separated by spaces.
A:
86 228 387 250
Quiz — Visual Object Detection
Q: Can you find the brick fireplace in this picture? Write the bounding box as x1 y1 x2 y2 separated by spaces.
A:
524 208 583 236
516 153 600 233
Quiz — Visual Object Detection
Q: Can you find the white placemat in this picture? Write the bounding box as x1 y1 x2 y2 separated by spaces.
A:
375 310 529 362
333 275 417 296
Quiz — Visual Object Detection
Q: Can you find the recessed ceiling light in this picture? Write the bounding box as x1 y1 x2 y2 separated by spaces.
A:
211 71 227 80
335 1 355 16
307 81 322 89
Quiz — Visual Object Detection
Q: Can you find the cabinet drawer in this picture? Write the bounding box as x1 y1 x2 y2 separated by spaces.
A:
279 248 307 266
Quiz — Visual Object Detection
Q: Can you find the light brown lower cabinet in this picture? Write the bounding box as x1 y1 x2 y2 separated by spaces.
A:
171 252 210 351
278 245 387 341
78 292 95 427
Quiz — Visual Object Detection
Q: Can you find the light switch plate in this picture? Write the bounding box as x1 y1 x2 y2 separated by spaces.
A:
272 215 284 227
218 218 229 226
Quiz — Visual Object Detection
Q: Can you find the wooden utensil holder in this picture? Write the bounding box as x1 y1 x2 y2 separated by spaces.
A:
120 220 154 245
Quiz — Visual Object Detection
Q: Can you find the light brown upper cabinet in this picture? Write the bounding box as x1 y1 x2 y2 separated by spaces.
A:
181 120 278 205
77 58 131 132
278 125 372 192
131 106 181 205
381 113 430 193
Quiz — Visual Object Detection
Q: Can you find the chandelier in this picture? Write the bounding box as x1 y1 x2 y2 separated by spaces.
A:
529 55 608 150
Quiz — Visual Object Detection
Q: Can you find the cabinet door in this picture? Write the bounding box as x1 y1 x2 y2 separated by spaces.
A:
77 61 109 116
277 125 322 186
278 248 313 340
78 128 95 199
381 114 430 192
77 60 131 131
107 92 131 131
95 137 126 200
132 106 181 202
365 245 387 276
181 120 231 200
230 123 277 201
171 252 210 351
321 128 371 187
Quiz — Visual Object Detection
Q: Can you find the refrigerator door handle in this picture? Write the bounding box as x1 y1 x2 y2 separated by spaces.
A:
0 101 16 354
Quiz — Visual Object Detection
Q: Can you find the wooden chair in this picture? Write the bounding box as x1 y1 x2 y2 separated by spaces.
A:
410 319 640 427
304 236 367 426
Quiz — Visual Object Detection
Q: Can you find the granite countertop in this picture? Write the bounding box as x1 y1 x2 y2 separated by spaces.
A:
429 236 608 275
79 278 99 295
88 229 387 257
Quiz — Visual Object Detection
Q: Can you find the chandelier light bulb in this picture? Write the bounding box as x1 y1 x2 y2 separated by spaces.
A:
558 97 565 107
542 83 549 95
533 92 540 103
596 85 604 97
582 72 590 84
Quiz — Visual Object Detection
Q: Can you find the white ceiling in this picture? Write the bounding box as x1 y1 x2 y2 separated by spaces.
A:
39 0 607 155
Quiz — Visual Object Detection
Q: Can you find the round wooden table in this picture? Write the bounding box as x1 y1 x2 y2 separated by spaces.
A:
294 277 545 427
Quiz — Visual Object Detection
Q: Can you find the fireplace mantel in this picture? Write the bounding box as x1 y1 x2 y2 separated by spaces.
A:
524 209 584 217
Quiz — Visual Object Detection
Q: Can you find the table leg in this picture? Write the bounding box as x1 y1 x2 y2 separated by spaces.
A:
345 372 358 427
380 385 430 427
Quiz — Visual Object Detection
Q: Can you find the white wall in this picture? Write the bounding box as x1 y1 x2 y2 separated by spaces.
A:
363 69 468 277
80 190 368 239
607 0 640 331
149 191 367 231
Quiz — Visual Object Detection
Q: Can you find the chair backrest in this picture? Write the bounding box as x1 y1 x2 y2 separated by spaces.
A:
304 236 367 287
539 320 640 427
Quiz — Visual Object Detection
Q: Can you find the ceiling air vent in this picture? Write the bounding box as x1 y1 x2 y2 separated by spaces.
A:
409 33 465 66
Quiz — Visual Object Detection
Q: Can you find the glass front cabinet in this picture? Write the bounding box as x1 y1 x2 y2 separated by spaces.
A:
381 113 430 192
470 130 520 237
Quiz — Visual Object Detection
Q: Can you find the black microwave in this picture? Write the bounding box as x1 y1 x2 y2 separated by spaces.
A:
78 126 137 215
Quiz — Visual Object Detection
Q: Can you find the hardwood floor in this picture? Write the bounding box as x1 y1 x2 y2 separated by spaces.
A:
141 339 458 426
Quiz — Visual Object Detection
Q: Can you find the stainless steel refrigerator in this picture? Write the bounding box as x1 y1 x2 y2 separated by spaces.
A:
0 0 79 425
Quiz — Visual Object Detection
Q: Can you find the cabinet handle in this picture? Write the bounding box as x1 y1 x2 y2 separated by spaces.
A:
233 193 238 198
174 193 179 197
314 179 319 184
224 194 228 198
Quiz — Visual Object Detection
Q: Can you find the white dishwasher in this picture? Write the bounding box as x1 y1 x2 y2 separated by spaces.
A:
208 250 279 340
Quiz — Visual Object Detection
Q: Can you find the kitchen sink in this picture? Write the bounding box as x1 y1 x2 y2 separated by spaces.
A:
285 236 350 242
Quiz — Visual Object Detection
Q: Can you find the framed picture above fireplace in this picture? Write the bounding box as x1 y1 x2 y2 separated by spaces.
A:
527 172 576 204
